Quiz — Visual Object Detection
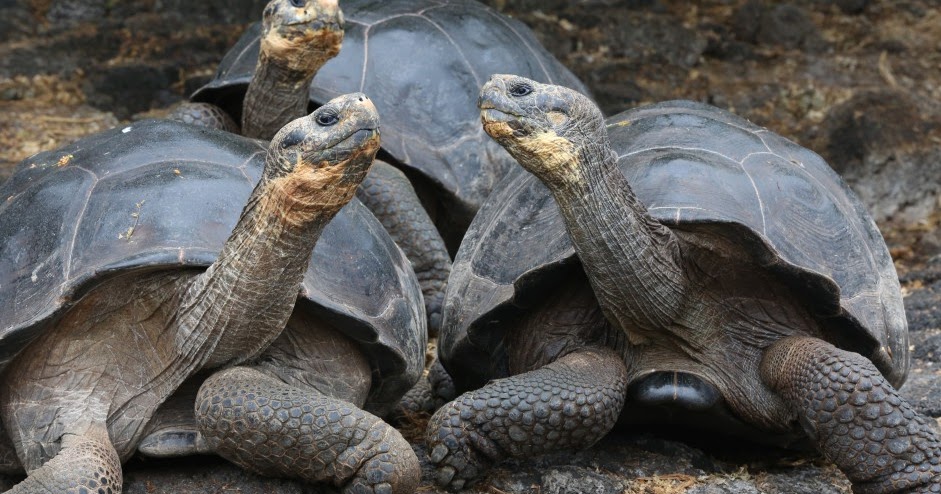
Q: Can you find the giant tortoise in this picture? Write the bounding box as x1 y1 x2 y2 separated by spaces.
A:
185 0 589 250
171 0 454 332
0 94 424 493
425 75 941 493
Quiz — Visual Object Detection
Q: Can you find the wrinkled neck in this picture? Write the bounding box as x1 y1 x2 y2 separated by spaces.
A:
174 170 339 369
241 52 317 140
546 140 687 340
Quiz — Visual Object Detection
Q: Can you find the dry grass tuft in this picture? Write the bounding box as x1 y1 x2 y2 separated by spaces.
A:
624 473 699 494
0 73 117 175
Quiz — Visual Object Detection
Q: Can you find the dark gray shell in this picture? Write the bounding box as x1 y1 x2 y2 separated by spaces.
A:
440 100 908 392
0 119 426 415
191 0 588 226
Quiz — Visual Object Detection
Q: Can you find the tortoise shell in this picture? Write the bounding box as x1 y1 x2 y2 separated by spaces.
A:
191 0 589 227
440 100 908 393
0 119 426 415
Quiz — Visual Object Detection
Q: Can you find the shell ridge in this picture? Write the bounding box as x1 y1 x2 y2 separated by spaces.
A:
617 145 765 162
773 148 883 295
460 173 532 277
737 158 768 236
416 4 448 16
237 150 266 184
417 13 481 87
358 24 372 92
225 29 260 81
63 168 100 280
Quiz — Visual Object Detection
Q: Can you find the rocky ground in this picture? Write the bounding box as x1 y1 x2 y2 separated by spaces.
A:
1 0 940 492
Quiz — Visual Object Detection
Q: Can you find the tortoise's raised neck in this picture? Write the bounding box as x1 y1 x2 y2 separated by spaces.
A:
536 127 689 341
171 154 349 371
241 30 341 140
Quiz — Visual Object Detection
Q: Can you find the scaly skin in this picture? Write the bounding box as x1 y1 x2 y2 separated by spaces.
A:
2 94 381 493
356 162 451 335
425 348 627 491
394 359 455 418
763 336 941 493
241 0 342 139
196 367 420 494
8 427 121 494
167 102 240 134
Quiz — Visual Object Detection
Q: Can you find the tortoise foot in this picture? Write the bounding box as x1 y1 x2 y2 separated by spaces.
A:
763 336 941 493
424 348 627 490
8 426 121 494
195 366 420 494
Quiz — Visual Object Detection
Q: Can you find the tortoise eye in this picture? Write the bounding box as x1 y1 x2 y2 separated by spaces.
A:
289 0 305 7
316 110 340 127
509 82 533 97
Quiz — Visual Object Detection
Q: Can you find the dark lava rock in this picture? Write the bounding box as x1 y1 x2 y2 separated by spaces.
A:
534 467 625 494
834 0 870 14
0 2 35 43
84 65 173 119
732 2 824 51
901 368 941 418
46 0 109 27
820 90 941 225
903 258 941 336
898 260 941 419
823 91 924 176
153 0 269 25
906 298 941 338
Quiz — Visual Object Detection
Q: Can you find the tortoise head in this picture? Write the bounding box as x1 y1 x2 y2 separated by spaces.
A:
263 92 380 219
260 0 344 74
479 74 605 187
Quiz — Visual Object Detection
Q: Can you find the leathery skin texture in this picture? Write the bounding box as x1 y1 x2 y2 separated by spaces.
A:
394 359 456 417
762 336 941 493
425 347 627 491
195 367 420 494
7 427 121 494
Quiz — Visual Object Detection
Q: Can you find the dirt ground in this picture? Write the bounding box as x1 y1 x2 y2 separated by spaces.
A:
1 0 940 492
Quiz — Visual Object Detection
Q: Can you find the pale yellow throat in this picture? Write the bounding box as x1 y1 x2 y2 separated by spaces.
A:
261 26 342 74
518 130 581 185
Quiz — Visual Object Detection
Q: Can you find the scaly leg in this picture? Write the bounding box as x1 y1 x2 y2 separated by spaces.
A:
425 347 627 490
7 425 121 494
394 359 455 419
762 336 941 493
167 102 240 134
195 366 420 494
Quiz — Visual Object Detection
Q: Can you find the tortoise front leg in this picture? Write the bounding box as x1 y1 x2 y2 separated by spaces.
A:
6 425 121 494
394 359 455 418
425 347 627 491
762 336 941 493
195 366 420 494
355 161 451 334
